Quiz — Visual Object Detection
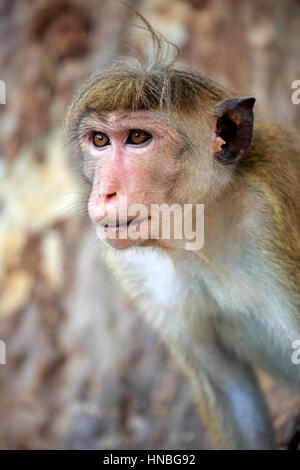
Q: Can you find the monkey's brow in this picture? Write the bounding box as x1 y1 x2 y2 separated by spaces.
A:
79 108 173 132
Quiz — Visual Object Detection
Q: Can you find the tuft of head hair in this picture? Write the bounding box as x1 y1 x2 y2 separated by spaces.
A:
65 10 229 134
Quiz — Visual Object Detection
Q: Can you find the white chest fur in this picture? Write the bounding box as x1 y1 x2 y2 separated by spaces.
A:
106 245 297 383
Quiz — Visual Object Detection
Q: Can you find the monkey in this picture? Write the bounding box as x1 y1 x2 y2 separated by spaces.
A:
64 15 300 450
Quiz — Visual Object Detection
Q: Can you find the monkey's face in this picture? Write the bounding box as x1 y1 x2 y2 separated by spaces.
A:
78 110 212 250
76 101 254 251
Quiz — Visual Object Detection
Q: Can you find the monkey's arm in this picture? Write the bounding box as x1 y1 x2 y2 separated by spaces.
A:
165 322 275 450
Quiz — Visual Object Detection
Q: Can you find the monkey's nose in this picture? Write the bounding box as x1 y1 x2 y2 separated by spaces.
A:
103 192 117 204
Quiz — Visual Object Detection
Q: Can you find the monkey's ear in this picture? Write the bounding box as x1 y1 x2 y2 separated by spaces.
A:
215 97 255 164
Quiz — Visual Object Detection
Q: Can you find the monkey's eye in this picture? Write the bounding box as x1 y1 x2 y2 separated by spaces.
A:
126 129 151 145
92 132 110 147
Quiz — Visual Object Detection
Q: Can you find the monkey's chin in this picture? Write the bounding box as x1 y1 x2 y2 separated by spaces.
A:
95 225 148 251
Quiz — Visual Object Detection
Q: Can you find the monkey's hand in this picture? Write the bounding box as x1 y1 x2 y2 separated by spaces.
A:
282 414 300 450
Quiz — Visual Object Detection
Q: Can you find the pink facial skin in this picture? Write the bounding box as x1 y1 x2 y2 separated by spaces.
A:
80 111 175 249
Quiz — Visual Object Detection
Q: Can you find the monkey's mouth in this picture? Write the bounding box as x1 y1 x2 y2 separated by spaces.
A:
97 216 151 231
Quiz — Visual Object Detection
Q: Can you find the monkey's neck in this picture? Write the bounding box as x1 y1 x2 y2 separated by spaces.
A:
195 177 261 269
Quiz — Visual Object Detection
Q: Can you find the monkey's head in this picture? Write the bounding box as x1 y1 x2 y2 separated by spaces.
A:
65 23 255 251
